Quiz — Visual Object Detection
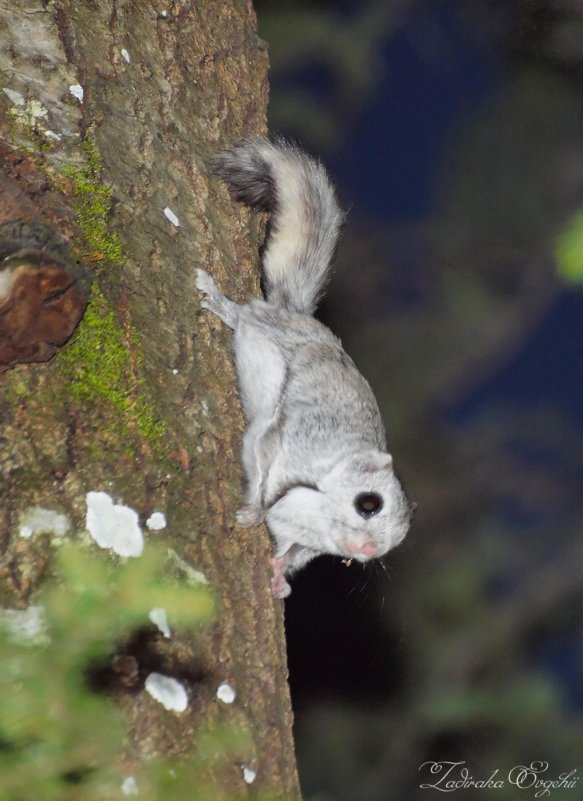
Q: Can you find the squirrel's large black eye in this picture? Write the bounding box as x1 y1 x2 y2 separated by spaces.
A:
355 492 383 518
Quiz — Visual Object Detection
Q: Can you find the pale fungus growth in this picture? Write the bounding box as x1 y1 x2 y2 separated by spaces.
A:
145 673 188 712
121 776 138 796
146 511 166 531
163 206 180 227
69 84 84 102
242 766 257 784
216 682 236 704
85 491 144 557
149 607 171 638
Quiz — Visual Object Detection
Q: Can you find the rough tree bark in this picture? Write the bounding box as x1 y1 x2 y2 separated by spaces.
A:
0 1 301 798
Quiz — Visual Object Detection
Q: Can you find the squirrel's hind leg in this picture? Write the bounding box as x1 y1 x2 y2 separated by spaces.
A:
195 269 240 329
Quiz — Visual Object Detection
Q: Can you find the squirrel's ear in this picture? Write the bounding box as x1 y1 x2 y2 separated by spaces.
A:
329 451 394 481
363 452 393 473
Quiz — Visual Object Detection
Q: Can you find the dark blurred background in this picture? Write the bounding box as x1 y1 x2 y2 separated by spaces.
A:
254 1 583 800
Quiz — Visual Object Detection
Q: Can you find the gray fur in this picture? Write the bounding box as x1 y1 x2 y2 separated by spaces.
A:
213 136 345 315
197 137 412 598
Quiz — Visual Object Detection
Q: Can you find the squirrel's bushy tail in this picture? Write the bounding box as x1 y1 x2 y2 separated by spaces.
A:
213 136 344 316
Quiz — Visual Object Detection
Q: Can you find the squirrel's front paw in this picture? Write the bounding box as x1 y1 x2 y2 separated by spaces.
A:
269 557 292 599
195 268 215 292
236 504 266 528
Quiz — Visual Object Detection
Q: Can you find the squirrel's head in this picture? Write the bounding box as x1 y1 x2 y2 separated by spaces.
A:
266 450 414 565
314 450 413 561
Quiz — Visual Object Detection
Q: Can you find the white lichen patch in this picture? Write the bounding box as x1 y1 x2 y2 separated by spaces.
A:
146 511 166 531
2 87 25 105
6 96 50 130
242 766 257 785
121 48 131 63
121 776 138 796
19 507 69 540
24 99 47 119
86 491 144 557
163 207 180 227
145 673 188 712
44 129 62 141
0 605 48 646
149 607 171 638
216 682 236 704
69 84 84 102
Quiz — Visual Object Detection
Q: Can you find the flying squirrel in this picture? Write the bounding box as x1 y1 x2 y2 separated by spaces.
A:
196 137 414 597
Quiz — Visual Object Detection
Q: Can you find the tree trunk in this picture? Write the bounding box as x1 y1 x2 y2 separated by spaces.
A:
0 1 300 798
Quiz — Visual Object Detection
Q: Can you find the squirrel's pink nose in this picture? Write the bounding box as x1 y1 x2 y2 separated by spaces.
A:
343 539 379 558
358 541 379 557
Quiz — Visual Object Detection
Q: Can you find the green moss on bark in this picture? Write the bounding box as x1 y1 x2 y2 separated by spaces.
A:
57 136 165 445
58 290 165 444
63 138 123 266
